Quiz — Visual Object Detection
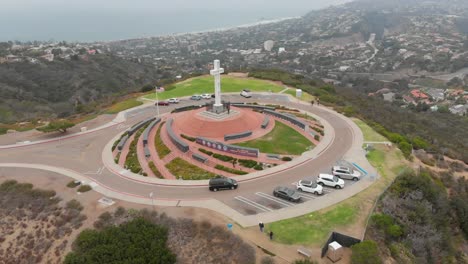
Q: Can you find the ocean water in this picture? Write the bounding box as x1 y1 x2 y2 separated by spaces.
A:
0 0 350 42
0 8 302 42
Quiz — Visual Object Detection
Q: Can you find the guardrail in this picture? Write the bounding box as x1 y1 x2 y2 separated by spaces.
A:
166 118 189 153
263 109 307 130
224 131 252 141
231 103 276 111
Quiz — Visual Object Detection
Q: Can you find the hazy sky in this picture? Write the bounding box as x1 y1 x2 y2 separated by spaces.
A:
0 0 351 41
1 0 349 11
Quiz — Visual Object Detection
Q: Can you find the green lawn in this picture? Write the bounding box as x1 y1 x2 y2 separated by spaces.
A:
284 89 315 102
267 204 358 245
144 75 285 100
237 121 312 155
353 118 388 142
104 98 143 114
165 158 216 180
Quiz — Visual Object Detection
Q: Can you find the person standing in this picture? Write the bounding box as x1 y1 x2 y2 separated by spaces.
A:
259 222 264 232
269 231 274 240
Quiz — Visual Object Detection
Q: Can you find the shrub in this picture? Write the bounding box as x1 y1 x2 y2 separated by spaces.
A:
282 156 292 161
351 240 382 264
261 256 276 264
254 164 264 170
238 159 257 168
215 165 248 175
314 135 320 141
180 134 196 142
64 218 176 264
199 148 213 156
398 141 412 159
66 199 84 211
66 181 80 188
213 153 235 162
77 185 92 193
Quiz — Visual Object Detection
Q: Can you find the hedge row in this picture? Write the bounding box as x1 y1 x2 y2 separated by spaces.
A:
181 134 196 142
215 165 248 175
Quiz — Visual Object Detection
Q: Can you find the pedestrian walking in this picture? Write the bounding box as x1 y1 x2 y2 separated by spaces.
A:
269 231 274 240
259 222 264 232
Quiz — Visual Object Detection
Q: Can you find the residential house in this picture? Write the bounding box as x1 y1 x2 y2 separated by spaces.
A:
6 55 22 63
449 104 467 115
40 54 54 62
383 92 395 102
410 89 429 100
403 95 416 104
426 88 445 102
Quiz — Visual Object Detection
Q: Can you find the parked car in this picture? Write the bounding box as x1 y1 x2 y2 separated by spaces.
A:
201 94 211 99
211 94 215 98
273 186 301 202
168 98 179 104
190 95 202 100
317 173 345 189
155 101 169 106
209 176 238 192
296 180 323 195
332 166 361 181
240 89 252 98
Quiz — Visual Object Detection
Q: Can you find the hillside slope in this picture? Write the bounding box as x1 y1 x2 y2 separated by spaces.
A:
0 54 161 123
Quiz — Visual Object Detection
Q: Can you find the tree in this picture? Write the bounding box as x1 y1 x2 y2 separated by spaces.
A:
351 240 382 264
64 218 176 264
36 120 75 133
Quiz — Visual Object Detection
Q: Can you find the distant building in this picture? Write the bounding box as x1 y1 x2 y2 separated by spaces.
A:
430 105 438 112
383 92 395 102
40 54 54 62
87 49 97 55
339 66 350 72
264 40 275 52
278 47 286 54
426 88 445 102
410 89 429 99
449 104 467 116
0 57 6 64
6 55 21 63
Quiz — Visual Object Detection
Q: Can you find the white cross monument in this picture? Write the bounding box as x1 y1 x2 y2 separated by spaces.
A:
210 59 224 113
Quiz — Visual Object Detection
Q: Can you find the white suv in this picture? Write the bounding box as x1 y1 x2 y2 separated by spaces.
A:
168 98 179 104
240 89 252 98
296 180 323 195
201 94 211 99
317 173 345 189
332 166 361 181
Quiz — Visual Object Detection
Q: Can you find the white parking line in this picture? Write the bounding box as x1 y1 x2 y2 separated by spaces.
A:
291 182 298 186
234 196 273 212
322 189 333 193
255 192 296 207
297 192 317 200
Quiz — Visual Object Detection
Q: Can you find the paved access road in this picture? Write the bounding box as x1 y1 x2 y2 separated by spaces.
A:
0 94 366 225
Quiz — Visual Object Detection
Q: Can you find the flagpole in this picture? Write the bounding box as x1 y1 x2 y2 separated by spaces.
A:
155 86 160 117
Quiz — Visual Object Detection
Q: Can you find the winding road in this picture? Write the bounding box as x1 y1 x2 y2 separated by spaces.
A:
0 94 374 226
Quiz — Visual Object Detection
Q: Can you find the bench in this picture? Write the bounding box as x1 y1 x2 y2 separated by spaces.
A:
144 146 151 158
261 116 270 129
297 247 312 258
224 131 252 141
266 153 280 160
166 119 190 152
192 153 208 163
117 134 129 151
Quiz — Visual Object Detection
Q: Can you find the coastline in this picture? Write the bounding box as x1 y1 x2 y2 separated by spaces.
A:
102 16 300 44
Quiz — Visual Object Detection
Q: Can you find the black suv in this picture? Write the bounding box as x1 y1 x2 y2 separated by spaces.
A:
209 176 238 192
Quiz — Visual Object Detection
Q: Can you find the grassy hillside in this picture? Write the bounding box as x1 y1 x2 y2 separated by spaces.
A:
0 54 161 123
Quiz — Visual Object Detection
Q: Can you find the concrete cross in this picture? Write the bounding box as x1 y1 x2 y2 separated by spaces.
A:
210 59 224 107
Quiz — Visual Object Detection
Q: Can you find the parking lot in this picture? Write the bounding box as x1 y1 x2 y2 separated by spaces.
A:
224 162 366 216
